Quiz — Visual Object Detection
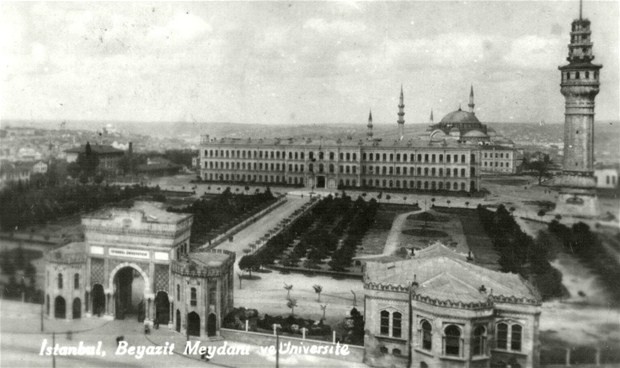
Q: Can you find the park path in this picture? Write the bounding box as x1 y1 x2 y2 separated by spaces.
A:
212 195 311 263
380 209 422 256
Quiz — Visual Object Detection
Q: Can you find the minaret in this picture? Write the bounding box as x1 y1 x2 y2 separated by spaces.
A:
468 85 475 113
367 110 374 140
555 0 602 217
397 85 405 140
430 109 434 124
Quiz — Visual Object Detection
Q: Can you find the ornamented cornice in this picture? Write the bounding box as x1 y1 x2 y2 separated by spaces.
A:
364 282 540 308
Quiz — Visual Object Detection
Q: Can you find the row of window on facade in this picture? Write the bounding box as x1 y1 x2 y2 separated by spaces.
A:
176 284 217 307
204 172 472 191
483 161 512 168
51 272 80 290
205 161 472 177
204 149 472 164
482 152 512 159
380 311 523 357
563 70 597 80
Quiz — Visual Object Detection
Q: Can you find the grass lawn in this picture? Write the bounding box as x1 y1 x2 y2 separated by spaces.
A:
425 207 500 270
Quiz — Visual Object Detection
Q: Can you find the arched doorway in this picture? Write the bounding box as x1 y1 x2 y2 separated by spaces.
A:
91 284 105 316
154 291 170 325
176 309 181 332
187 312 201 336
113 266 146 320
54 296 66 319
207 313 217 337
73 298 81 319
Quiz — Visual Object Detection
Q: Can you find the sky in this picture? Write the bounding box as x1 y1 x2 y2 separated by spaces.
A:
0 1 618 126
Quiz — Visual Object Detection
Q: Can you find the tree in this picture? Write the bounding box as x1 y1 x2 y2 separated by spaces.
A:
284 283 293 299
465 201 470 208
76 142 100 178
528 154 552 185
538 210 546 221
320 304 327 320
313 284 323 302
239 255 256 278
286 298 297 315
447 200 451 207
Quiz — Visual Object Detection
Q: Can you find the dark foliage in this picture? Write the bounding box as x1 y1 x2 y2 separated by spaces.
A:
0 184 157 231
168 187 276 245
477 204 565 300
548 220 620 302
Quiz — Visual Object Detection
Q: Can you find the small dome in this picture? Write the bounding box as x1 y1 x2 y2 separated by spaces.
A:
439 110 481 124
429 129 446 141
463 130 488 138
449 127 460 132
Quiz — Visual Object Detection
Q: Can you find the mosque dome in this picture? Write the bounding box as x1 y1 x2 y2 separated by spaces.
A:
439 109 481 125
463 130 488 138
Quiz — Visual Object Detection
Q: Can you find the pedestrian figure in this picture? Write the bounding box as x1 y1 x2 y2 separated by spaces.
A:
116 336 124 346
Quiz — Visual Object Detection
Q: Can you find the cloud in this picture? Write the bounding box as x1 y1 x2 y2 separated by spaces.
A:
303 18 366 34
381 33 499 70
148 12 212 43
504 35 564 69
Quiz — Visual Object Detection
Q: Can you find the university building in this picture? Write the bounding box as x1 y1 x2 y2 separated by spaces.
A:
198 87 520 191
363 243 541 368
44 201 235 339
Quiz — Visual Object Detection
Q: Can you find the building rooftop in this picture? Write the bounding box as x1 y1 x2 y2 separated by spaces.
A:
201 136 479 149
85 201 191 224
65 143 124 155
365 242 539 303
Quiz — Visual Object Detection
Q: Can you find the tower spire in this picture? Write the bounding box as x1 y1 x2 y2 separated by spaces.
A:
468 85 475 113
430 109 434 124
397 85 405 140
579 0 583 20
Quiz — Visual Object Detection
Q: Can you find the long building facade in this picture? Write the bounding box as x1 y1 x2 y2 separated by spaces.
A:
199 136 481 192
197 89 515 193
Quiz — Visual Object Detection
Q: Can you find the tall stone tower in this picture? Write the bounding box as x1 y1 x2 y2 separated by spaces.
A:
397 85 405 140
555 0 602 217
367 110 374 140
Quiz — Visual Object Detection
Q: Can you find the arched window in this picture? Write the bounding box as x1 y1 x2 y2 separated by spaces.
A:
177 284 181 301
190 288 197 306
393 348 402 356
380 311 390 335
393 312 402 338
74 273 79 289
473 325 486 356
511 325 522 351
496 323 508 349
57 273 63 289
420 320 432 351
444 325 462 356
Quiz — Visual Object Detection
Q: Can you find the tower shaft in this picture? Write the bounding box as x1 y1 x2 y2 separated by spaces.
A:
555 2 602 217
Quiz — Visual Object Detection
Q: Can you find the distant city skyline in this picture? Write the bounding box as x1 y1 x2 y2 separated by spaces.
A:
1 1 618 126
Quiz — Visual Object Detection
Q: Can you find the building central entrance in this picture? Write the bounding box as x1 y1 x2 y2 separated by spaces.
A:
114 267 145 321
316 176 326 189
